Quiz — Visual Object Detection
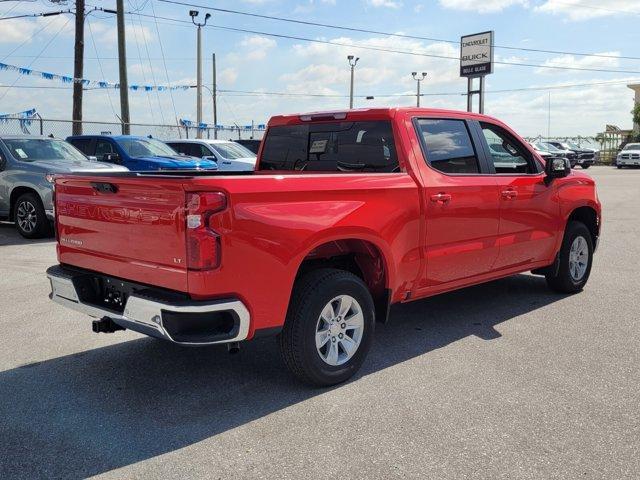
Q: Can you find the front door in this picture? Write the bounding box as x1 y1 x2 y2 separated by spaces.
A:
477 121 561 270
414 118 501 289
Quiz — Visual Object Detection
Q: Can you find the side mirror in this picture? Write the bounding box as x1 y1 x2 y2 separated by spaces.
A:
87 155 98 162
545 156 570 181
103 153 121 164
204 155 218 162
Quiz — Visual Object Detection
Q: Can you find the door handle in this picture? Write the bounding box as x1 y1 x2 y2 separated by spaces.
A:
430 193 452 204
501 189 518 200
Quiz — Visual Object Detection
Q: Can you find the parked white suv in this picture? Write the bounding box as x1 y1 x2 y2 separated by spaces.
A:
165 139 256 171
617 143 640 168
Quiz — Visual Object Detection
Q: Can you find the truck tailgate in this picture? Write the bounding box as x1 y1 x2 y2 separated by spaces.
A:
55 175 189 292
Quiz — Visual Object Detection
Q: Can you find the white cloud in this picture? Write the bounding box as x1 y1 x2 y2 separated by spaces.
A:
219 68 239 86
536 0 640 21
238 35 277 60
367 0 403 8
438 0 528 13
534 52 621 75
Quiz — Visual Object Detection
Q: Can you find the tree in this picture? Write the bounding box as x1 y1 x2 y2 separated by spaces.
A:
633 104 640 141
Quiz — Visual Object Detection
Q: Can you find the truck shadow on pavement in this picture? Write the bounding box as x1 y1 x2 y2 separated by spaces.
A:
0 274 564 479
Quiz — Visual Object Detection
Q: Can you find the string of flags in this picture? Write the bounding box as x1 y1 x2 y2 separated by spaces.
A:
180 118 267 131
0 108 38 133
0 62 191 92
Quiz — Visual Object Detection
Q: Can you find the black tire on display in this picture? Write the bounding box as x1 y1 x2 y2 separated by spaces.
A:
14 193 50 239
278 268 375 387
545 221 594 294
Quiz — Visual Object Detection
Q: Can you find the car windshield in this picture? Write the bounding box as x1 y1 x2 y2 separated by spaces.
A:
623 143 640 150
210 142 255 160
2 138 88 162
532 143 547 151
541 143 562 152
116 137 177 158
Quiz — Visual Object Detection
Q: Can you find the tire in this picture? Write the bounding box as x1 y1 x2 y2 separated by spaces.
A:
617 165 622 169
545 221 593 293
14 192 50 239
279 268 375 387
582 164 590 169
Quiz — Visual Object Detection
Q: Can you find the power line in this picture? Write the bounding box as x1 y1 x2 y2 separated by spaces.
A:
86 16 118 120
149 0 178 124
129 11 640 75
157 0 640 61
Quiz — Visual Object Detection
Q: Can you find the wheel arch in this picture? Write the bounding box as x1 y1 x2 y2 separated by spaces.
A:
567 205 599 248
294 237 394 323
9 186 41 219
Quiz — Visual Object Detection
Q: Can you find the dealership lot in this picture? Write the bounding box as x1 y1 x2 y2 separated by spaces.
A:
0 167 638 479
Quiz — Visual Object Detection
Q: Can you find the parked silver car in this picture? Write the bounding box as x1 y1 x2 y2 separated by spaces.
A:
0 136 128 238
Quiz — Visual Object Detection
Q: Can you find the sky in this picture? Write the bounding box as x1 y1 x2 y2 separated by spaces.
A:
0 0 639 137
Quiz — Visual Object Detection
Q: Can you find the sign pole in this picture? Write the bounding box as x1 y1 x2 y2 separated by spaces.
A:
479 76 485 114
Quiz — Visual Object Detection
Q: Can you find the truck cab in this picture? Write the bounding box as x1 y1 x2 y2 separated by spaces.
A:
66 135 218 171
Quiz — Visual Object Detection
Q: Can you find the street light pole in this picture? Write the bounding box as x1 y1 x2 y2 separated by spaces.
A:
412 72 427 108
190 10 210 139
347 55 359 109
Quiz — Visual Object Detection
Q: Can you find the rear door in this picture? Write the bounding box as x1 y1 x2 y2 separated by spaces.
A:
55 175 189 291
413 117 500 288
475 121 560 270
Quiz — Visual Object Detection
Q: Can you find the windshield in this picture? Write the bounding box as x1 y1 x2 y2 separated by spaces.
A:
3 138 88 162
116 137 177 158
623 143 640 151
210 142 255 160
566 142 581 149
541 142 562 152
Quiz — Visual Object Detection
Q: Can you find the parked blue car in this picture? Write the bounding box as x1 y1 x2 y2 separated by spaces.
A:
66 135 218 171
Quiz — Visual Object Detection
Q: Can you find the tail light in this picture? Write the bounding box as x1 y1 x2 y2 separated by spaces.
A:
185 192 227 270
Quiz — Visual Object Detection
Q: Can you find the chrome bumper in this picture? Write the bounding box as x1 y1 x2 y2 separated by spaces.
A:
47 266 250 346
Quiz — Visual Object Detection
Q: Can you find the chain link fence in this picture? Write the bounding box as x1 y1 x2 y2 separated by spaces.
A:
0 116 265 141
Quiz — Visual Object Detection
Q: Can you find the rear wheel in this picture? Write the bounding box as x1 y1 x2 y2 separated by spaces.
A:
545 221 593 293
14 193 50 239
279 268 375 387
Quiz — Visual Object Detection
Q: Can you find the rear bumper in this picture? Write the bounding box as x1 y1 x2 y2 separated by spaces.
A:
46 265 250 346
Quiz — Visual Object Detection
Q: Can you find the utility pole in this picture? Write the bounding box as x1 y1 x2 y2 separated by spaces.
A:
347 55 359 109
116 0 130 134
411 72 427 108
212 53 218 139
71 0 85 135
190 10 210 139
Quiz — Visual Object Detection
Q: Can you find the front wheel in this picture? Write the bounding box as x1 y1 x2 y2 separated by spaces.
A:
546 221 593 293
581 164 591 169
14 193 50 239
279 268 375 387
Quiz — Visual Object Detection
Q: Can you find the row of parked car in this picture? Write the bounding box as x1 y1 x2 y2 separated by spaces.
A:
529 141 597 169
0 134 261 238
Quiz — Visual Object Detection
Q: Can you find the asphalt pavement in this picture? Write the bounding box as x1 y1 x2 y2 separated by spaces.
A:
0 167 638 479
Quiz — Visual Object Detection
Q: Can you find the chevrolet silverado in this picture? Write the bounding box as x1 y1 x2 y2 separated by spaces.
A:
47 108 601 386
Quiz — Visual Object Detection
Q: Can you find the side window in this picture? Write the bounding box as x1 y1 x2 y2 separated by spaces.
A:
95 140 114 161
69 138 93 155
260 121 399 172
416 119 479 174
193 144 211 157
481 123 538 174
167 143 187 155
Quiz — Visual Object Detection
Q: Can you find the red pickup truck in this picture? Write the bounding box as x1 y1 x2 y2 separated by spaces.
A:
47 108 601 386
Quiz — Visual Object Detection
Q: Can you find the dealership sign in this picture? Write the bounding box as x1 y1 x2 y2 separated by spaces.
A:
460 31 494 77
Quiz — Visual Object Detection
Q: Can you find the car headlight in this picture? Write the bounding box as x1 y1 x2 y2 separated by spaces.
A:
45 173 56 184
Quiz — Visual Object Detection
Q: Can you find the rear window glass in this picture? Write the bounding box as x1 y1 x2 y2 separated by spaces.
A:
416 119 479 174
259 121 399 172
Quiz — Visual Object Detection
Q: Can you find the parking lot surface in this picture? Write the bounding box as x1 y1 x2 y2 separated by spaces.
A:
1 167 638 479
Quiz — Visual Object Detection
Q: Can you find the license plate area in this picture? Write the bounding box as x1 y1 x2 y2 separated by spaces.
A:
72 274 130 314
